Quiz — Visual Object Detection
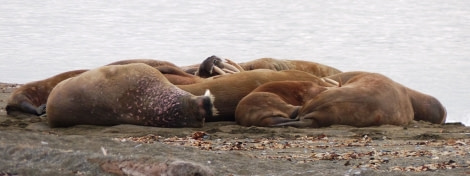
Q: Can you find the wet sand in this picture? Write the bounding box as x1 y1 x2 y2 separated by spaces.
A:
0 82 469 176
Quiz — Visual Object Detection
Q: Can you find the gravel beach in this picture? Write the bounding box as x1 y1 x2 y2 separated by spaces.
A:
0 82 469 176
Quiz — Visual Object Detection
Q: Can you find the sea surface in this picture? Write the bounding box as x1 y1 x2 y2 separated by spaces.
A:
0 0 468 125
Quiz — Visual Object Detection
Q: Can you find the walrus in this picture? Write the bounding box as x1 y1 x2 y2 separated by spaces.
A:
194 55 243 78
46 63 216 128
235 81 328 127
325 71 447 124
6 69 88 116
106 59 178 68
107 59 206 85
275 72 444 128
154 65 205 85
190 57 342 77
238 58 342 77
177 69 334 121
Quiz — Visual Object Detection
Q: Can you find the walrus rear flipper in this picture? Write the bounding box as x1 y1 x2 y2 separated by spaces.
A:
271 119 314 128
267 117 303 127
6 102 46 116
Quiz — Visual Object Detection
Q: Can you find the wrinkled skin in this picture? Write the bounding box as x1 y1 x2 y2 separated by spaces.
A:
47 63 216 128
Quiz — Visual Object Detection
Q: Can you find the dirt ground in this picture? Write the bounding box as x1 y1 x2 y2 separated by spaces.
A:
1 82 470 176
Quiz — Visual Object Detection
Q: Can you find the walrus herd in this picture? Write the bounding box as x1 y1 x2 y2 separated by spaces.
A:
6 55 447 128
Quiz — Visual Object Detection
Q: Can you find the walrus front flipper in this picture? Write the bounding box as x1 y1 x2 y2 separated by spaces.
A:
271 119 314 128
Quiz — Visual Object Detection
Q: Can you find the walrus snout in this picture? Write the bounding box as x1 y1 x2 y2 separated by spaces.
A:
194 90 218 121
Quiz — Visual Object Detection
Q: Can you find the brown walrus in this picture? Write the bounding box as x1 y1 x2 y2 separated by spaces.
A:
274 71 445 128
177 69 334 121
154 65 205 85
46 63 216 128
106 59 178 68
6 69 88 116
189 57 342 77
325 71 447 124
238 58 342 77
235 81 329 127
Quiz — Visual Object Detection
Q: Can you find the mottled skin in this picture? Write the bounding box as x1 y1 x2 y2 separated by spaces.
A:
326 71 447 124
235 81 328 127
47 63 215 128
277 72 423 128
178 69 334 121
6 69 88 116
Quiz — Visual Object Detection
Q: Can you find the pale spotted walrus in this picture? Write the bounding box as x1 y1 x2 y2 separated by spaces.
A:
46 63 216 128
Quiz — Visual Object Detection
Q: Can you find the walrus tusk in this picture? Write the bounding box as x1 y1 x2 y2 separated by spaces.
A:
223 59 244 72
212 66 226 75
222 68 237 74
321 77 340 87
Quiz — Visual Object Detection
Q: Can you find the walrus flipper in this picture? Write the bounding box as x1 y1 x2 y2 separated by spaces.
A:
37 104 47 115
271 119 314 128
267 117 304 127
7 101 45 116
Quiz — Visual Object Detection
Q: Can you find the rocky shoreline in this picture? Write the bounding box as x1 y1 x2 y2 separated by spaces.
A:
1 82 469 176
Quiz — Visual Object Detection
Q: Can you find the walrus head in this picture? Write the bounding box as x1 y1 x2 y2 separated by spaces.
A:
190 90 218 127
195 55 241 78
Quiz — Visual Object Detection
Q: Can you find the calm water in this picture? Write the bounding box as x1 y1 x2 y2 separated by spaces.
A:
0 0 469 124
